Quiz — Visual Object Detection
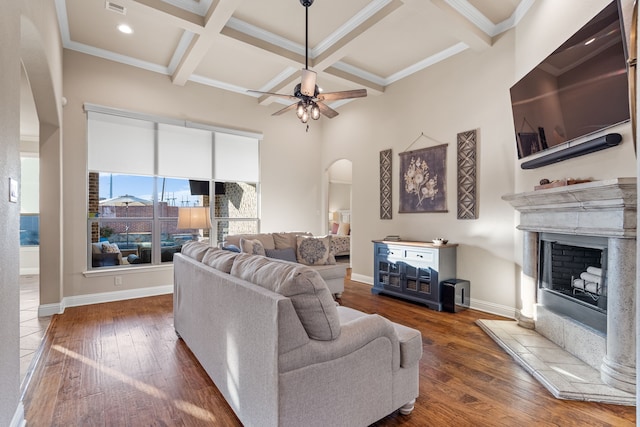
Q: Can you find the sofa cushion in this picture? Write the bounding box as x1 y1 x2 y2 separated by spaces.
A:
240 238 266 256
273 232 312 249
296 236 335 266
265 247 298 263
231 253 341 341
202 248 240 273
181 241 212 262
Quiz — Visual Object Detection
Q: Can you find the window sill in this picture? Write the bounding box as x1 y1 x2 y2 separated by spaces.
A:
83 264 174 278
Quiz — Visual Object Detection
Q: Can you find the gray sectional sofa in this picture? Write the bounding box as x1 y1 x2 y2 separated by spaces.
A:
223 231 347 297
174 241 423 427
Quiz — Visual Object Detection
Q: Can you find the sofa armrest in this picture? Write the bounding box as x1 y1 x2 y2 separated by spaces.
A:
278 313 400 373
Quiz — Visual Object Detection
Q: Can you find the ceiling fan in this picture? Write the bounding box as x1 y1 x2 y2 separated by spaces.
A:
248 0 367 127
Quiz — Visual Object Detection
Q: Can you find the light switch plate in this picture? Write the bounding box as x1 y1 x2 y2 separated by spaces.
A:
9 178 17 203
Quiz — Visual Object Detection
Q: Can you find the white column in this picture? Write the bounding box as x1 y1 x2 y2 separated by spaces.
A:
601 237 636 393
518 231 537 329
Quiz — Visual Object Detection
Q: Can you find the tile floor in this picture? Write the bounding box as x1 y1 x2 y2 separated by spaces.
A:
477 319 635 406
19 275 51 390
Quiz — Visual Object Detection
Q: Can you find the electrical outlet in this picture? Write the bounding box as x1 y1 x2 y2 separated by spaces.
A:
114 276 122 286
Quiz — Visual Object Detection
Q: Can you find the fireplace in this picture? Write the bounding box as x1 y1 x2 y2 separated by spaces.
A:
539 233 607 333
503 178 636 394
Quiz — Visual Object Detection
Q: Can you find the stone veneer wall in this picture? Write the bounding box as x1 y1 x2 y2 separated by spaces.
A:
89 172 99 243
214 182 258 242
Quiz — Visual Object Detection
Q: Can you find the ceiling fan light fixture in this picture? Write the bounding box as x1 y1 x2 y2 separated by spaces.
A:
301 110 310 123
310 103 320 120
300 69 317 97
296 102 306 119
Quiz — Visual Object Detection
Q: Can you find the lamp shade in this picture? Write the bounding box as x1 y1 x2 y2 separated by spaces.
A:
177 206 212 229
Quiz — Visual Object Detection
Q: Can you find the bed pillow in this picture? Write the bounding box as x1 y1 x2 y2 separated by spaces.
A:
330 222 339 234
296 236 335 266
240 238 266 256
338 222 350 236
265 247 298 263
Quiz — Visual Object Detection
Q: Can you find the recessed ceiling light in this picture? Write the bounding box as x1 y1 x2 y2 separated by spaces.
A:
117 24 133 34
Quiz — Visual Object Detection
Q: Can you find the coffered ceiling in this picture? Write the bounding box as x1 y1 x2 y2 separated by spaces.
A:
52 0 532 111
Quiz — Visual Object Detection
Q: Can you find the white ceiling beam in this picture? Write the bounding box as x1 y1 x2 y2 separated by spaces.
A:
429 0 493 51
130 0 205 33
171 0 244 86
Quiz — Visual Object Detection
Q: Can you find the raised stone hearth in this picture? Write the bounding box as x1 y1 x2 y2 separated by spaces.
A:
497 178 636 403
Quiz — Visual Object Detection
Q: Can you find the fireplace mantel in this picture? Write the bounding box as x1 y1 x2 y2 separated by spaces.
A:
502 177 637 395
502 178 637 238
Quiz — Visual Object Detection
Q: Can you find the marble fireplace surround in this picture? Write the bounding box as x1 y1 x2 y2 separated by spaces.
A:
495 178 637 402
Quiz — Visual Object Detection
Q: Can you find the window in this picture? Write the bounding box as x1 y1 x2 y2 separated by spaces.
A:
86 105 261 269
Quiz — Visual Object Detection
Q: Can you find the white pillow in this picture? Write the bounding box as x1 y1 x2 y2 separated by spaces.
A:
239 238 266 256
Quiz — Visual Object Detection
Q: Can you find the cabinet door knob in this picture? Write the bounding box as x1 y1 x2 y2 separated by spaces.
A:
416 254 423 258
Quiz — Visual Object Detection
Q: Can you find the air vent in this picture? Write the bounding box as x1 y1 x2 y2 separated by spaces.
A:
105 1 126 15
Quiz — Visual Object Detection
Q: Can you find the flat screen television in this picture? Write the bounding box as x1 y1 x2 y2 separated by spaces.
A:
510 1 630 159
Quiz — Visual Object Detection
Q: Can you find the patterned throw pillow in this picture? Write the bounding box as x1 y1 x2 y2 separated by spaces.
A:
239 238 266 256
101 243 120 253
296 236 335 266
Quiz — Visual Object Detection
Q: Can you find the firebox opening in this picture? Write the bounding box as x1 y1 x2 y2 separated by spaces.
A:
538 233 608 334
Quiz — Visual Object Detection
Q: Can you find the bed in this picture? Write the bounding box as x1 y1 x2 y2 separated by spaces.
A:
328 210 351 257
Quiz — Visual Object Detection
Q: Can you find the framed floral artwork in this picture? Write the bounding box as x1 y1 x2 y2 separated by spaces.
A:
399 144 447 213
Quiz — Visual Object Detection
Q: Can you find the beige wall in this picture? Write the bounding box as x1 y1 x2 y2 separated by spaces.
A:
321 0 636 316
61 50 324 298
0 1 22 423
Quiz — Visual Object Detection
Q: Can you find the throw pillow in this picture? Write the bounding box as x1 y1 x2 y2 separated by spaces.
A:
239 238 266 256
296 236 335 266
338 222 350 236
101 243 120 253
272 232 312 249
331 222 339 234
221 244 241 253
265 248 298 263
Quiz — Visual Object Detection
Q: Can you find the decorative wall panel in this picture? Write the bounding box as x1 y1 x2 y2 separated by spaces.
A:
457 129 478 219
379 149 392 219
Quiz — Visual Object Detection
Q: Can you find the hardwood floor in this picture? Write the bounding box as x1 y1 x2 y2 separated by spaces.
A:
23 279 636 426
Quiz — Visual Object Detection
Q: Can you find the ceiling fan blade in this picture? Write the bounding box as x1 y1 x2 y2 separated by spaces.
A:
300 69 317 97
247 90 298 101
317 89 367 102
316 101 339 119
272 103 299 116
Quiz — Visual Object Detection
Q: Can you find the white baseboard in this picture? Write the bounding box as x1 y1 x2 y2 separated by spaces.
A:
10 402 26 427
350 273 372 285
38 285 174 317
19 268 39 276
469 298 516 319
348 274 516 319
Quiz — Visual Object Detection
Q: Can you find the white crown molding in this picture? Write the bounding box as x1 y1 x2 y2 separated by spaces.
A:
445 0 535 37
226 17 306 57
256 66 299 93
168 31 196 74
161 0 213 16
312 0 393 57
385 42 469 85
55 0 530 105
